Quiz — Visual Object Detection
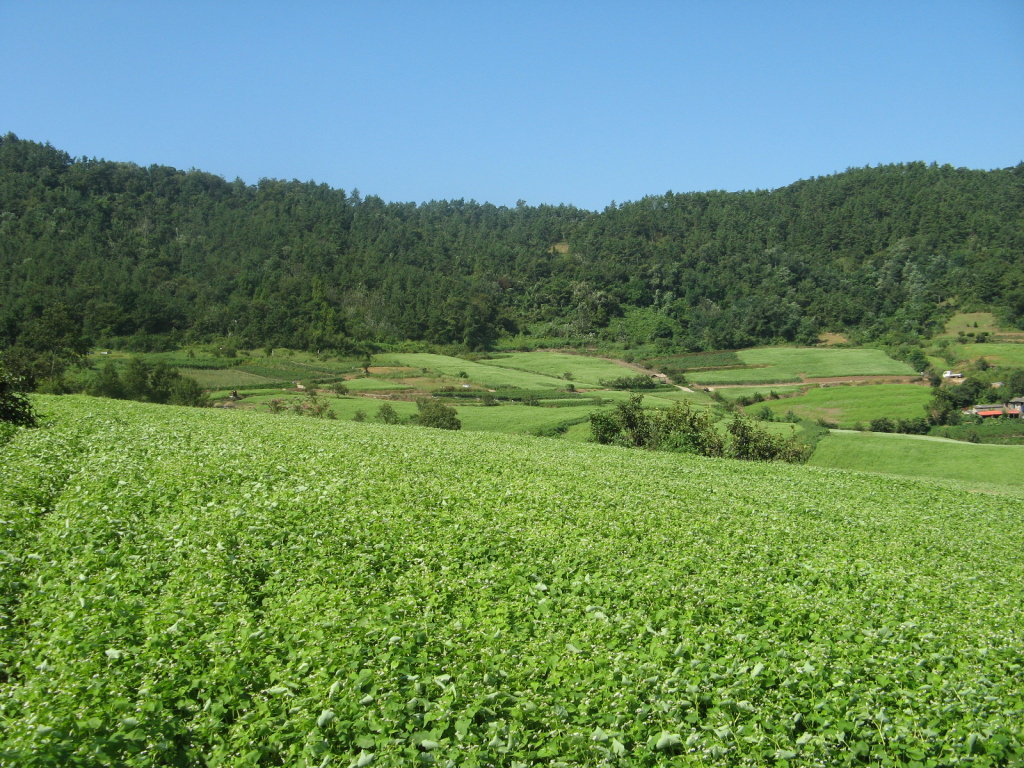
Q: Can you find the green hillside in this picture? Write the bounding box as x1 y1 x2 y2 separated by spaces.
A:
3 134 1024 371
744 384 933 427
686 347 915 385
809 430 1024 496
2 397 1022 766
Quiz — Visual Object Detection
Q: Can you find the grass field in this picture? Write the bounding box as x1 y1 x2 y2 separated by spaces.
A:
339 378 414 392
952 342 1024 368
374 353 567 390
3 396 1021 765
940 312 1001 336
178 367 280 388
809 430 1024 496
235 393 607 436
715 384 806 401
686 347 914 385
482 351 640 387
743 384 933 427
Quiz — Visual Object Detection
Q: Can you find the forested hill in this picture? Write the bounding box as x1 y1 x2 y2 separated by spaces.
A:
2 133 1022 356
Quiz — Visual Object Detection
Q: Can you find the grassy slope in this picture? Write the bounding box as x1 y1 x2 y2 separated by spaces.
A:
481 352 640 387
689 348 913 385
374 352 566 390
745 384 933 427
1 396 1022 766
953 342 1024 367
809 430 1024 496
940 312 1002 336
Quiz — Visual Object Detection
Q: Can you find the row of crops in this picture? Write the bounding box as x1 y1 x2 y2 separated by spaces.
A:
2 396 1022 766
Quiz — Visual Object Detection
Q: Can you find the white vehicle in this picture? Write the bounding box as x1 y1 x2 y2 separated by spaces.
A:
942 370 963 379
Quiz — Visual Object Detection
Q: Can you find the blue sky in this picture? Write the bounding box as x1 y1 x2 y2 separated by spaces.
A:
3 1 1022 210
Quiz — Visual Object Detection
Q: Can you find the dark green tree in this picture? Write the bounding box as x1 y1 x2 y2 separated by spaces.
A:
0 365 37 427
88 362 127 399
376 403 400 424
415 398 461 430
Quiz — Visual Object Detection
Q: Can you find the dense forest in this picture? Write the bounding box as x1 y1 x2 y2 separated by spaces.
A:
2 133 1023 371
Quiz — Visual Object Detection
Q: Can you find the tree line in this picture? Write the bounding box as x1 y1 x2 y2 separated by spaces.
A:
2 133 1023 374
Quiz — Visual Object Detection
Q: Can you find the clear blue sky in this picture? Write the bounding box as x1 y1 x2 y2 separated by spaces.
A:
3 1 1022 210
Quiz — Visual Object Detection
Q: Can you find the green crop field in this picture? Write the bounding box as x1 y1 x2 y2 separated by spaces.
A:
456 404 594 435
374 353 566 390
809 430 1024 497
178 368 280 389
715 385 806 401
940 312 1001 337
687 348 914 385
482 352 640 387
953 342 1024 368
339 378 414 392
744 384 933 427
2 396 1022 766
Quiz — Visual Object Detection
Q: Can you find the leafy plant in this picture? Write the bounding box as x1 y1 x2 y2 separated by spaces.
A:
414 398 461 430
0 366 36 427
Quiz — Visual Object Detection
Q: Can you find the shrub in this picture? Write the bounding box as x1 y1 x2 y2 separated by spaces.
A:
376 403 400 424
600 375 656 390
0 366 37 427
590 394 807 463
870 417 895 433
415 399 461 430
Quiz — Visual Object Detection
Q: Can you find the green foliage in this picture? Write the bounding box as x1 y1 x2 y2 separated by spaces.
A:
2 395 1022 765
726 414 812 462
3 133 1023 355
931 418 1024 445
591 394 808 462
0 365 37 427
375 402 400 424
86 357 208 407
415 398 461 430
599 374 657 390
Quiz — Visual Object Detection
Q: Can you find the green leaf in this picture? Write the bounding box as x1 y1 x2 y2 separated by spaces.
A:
655 732 681 751
317 709 335 728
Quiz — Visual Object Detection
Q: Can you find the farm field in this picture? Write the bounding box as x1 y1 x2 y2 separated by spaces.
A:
809 430 1024 496
339 378 414 392
951 342 1024 368
234 393 607 436
686 347 914 385
743 384 933 428
714 384 805 401
178 367 279 389
481 351 640 387
2 396 1022 766
373 353 567 390
939 312 1003 337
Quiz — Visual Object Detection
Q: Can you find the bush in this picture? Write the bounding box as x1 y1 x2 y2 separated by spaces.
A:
600 375 657 390
590 394 808 463
0 366 37 427
376 403 400 424
415 398 461 430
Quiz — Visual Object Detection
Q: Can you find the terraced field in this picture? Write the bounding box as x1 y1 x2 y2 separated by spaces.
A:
743 384 933 427
685 348 915 385
809 430 1024 497
2 397 1021 766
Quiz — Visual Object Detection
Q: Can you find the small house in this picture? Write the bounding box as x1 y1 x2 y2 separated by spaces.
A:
1007 397 1024 418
